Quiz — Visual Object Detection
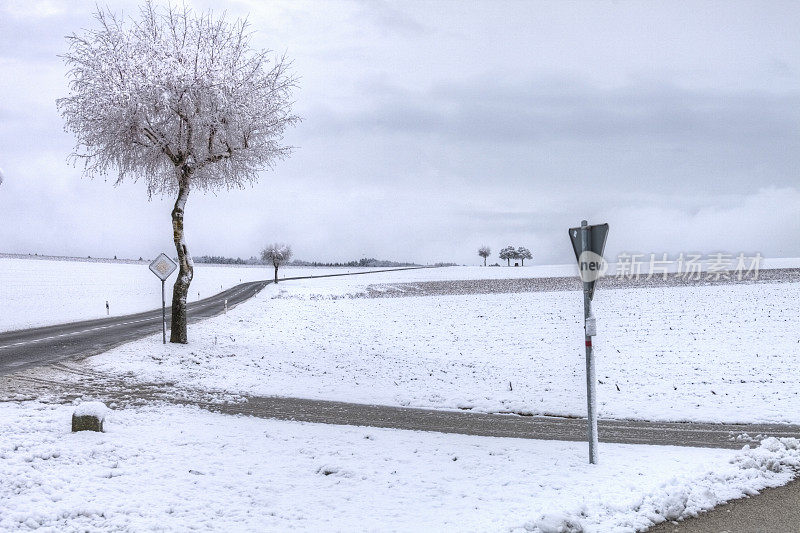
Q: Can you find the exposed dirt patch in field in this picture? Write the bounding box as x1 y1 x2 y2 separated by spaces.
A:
364 268 800 298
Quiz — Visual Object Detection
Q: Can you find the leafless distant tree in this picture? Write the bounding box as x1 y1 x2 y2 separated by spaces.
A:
57 1 299 343
261 243 293 283
478 245 491 266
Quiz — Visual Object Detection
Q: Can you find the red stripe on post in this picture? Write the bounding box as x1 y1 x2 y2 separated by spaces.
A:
585 340 592 347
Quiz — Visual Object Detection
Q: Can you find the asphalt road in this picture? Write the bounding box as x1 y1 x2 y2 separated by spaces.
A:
0 265 433 375
0 280 269 375
7 362 800 452
196 395 799 450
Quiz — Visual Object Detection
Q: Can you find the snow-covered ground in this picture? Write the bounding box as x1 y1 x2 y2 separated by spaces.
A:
2 256 798 332
1 400 797 532
91 274 800 424
0 256 436 332
5 261 800 531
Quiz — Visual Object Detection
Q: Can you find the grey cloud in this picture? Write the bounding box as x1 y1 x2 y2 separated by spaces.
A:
313 78 800 145
2 0 799 266
301 77 800 197
353 0 431 37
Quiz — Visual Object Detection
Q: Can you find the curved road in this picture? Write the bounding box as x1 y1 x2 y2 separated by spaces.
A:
0 280 270 375
0 266 435 375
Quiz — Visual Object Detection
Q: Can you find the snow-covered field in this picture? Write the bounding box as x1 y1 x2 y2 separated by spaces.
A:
2 256 797 333
4 260 800 530
0 257 442 332
1 400 798 532
91 273 800 424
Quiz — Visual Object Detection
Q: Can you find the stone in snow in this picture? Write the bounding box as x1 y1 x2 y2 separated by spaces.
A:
72 401 110 432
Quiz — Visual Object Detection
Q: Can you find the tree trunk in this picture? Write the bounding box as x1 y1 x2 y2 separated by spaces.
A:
507 258 510 266
274 265 279 284
170 171 193 344
521 259 524 266
483 257 486 266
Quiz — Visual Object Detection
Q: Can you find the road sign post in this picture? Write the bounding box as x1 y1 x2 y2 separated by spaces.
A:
149 253 178 344
569 220 609 465
580 221 599 465
161 280 166 344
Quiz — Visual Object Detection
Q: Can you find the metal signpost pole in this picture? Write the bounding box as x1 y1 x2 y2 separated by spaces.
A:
149 253 177 344
581 220 599 464
161 279 166 344
569 220 607 464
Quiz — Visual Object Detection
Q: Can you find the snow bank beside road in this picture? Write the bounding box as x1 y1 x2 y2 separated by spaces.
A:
92 280 800 424
523 437 800 532
0 401 796 532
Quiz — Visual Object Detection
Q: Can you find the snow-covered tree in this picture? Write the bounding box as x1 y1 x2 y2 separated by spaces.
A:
499 245 517 266
477 245 491 266
261 243 293 283
516 246 533 266
57 2 299 343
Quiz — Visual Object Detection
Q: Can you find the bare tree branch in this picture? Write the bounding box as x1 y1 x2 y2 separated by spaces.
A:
57 0 300 195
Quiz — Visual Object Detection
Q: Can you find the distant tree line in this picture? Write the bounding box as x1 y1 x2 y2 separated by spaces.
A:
194 255 259 265
194 255 422 268
289 257 421 268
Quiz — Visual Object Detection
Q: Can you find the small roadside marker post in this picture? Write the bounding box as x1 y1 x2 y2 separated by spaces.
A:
569 220 609 464
149 253 178 344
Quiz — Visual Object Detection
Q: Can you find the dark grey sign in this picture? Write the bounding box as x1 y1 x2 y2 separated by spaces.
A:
569 222 609 263
569 222 609 300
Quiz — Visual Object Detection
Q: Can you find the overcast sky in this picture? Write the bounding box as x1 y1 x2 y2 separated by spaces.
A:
1 0 798 265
